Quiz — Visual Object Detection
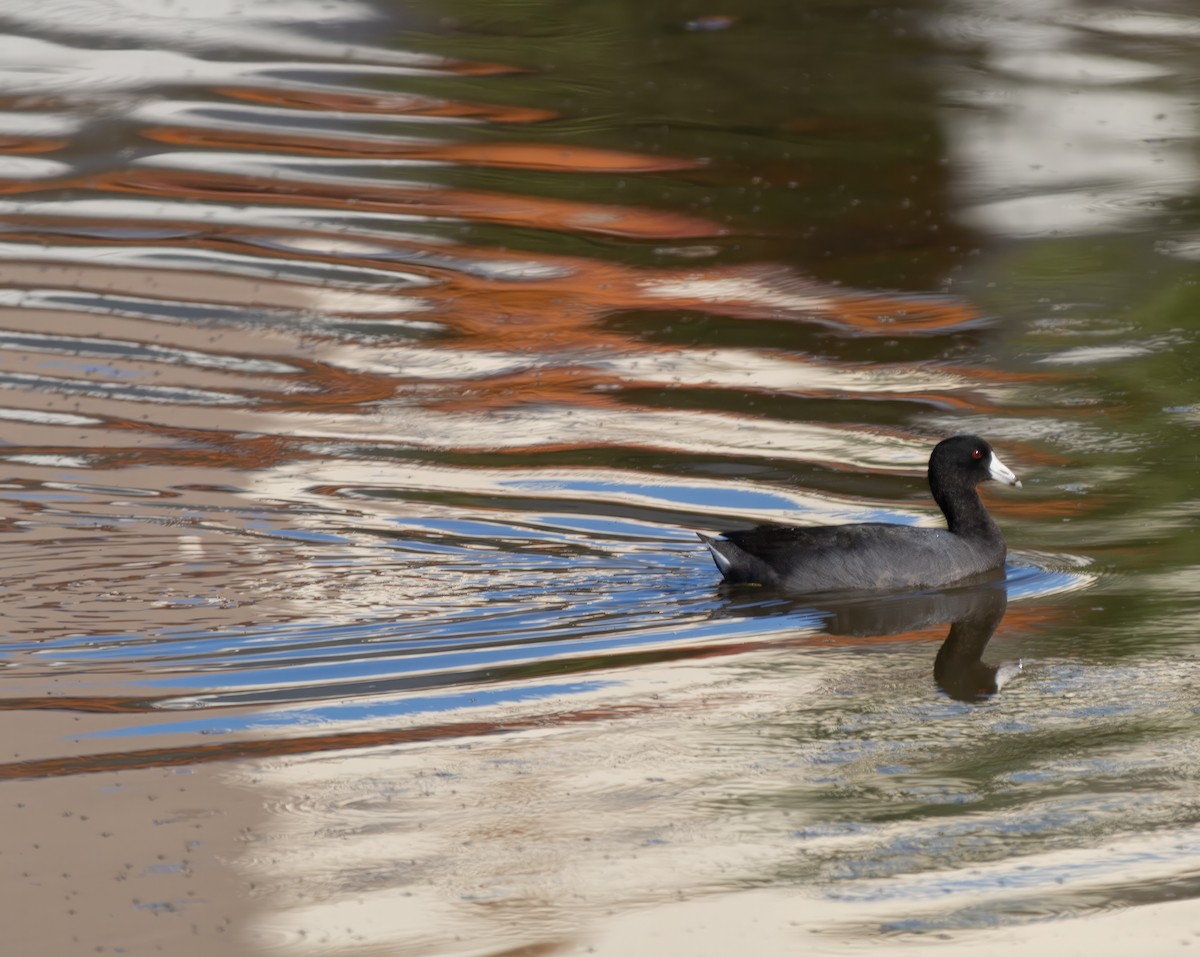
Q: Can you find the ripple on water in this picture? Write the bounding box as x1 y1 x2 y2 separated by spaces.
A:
0 467 1096 750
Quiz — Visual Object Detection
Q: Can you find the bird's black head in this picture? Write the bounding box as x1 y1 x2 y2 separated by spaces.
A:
929 435 1021 489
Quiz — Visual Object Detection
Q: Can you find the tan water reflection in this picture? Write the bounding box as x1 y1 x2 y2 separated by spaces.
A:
7 764 262 957
213 627 1190 957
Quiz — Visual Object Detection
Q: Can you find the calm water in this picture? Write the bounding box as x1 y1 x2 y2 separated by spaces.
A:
2 0 1200 953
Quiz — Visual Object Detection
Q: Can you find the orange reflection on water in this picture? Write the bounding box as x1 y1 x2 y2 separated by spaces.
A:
100 167 723 240
402 141 706 173
423 259 984 341
142 124 706 173
0 136 68 155
215 84 559 124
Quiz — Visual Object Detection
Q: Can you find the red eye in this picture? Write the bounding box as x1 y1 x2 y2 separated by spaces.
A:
971 448 984 460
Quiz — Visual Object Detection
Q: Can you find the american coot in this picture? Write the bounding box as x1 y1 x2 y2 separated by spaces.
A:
698 435 1021 594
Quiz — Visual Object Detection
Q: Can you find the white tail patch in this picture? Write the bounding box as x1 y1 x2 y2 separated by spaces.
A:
699 534 733 575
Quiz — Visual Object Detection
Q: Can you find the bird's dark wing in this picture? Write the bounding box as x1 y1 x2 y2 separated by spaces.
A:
708 522 963 592
720 522 916 564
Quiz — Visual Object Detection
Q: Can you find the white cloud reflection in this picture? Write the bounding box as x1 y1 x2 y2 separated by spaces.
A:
932 0 1199 237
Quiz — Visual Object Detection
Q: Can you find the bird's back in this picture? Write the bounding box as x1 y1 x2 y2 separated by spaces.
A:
701 522 1006 593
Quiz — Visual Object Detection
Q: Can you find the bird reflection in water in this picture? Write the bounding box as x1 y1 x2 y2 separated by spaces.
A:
932 587 1019 701
820 581 1018 702
719 579 1019 702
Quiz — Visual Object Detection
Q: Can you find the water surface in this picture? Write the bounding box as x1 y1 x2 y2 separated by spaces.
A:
2 0 1200 954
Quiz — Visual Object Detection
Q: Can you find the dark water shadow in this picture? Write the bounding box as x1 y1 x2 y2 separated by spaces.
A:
717 579 1015 702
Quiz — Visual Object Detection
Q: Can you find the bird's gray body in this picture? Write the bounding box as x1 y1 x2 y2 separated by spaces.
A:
698 435 1020 595
699 522 1005 594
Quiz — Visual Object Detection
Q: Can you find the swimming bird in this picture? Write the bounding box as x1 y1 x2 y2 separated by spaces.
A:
698 435 1021 594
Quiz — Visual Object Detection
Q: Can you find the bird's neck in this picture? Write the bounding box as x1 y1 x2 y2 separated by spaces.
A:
932 482 1001 539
